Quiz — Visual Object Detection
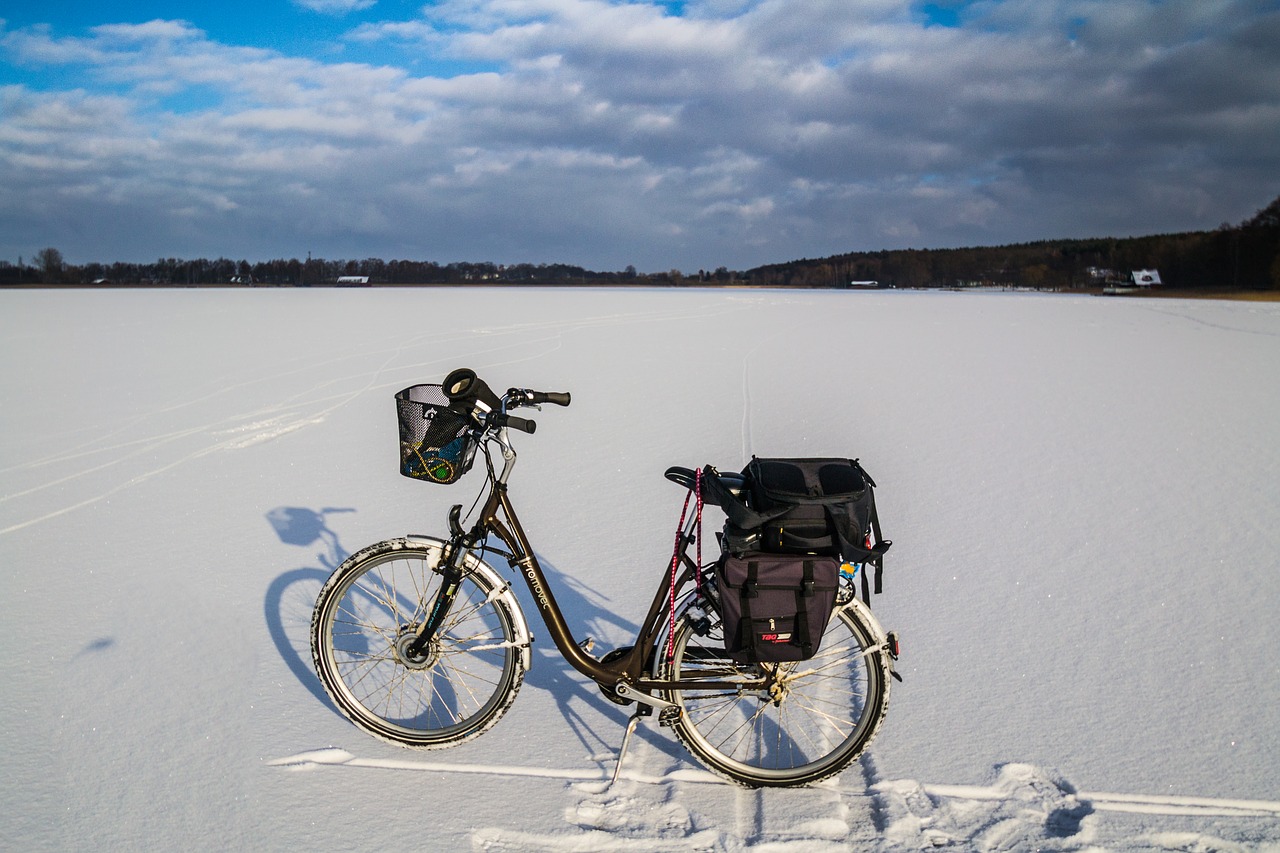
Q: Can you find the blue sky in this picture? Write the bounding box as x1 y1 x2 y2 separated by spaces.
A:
2 0 1278 271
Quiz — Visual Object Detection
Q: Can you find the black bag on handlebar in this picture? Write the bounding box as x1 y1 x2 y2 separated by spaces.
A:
716 552 840 663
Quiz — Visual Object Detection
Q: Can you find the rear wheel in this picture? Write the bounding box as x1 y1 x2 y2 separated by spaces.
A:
311 538 527 748
664 604 890 787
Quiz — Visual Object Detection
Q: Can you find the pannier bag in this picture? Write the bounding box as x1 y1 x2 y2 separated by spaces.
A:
716 553 841 663
747 457 880 556
710 458 889 557
703 456 891 599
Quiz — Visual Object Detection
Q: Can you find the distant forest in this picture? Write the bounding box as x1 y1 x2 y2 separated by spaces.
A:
750 194 1280 291
5 194 1278 291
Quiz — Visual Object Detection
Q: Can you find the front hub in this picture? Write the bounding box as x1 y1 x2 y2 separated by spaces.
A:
394 626 440 671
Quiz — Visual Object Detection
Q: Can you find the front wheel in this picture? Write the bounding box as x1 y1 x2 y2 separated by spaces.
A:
310 538 529 748
663 602 890 787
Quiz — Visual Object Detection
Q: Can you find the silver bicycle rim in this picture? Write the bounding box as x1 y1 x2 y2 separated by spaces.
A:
313 544 521 746
668 608 887 785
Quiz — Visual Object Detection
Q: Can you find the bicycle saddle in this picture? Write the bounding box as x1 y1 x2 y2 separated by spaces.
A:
664 466 746 498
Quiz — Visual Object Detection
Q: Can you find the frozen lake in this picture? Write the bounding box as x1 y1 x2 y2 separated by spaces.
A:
2 287 1279 850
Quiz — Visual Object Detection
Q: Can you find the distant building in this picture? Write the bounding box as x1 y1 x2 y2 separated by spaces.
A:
848 280 879 288
337 275 370 285
1130 269 1162 287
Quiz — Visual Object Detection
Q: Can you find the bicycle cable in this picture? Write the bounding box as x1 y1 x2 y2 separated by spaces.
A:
463 438 496 526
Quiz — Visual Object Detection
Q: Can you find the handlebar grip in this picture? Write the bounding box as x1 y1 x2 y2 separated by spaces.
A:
530 390 571 406
503 414 537 434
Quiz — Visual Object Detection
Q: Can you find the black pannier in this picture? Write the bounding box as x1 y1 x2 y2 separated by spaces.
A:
750 457 870 555
716 553 841 663
703 457 891 602
710 458 889 558
695 457 892 662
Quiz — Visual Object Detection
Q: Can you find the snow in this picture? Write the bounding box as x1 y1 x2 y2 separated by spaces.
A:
2 287 1279 851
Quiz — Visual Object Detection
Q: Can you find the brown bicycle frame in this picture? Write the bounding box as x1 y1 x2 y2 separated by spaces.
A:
439 477 768 701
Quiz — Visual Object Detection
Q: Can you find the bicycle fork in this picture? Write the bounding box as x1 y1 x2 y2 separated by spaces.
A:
405 508 474 659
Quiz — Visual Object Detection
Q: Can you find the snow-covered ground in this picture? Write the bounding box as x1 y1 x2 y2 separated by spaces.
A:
2 287 1278 851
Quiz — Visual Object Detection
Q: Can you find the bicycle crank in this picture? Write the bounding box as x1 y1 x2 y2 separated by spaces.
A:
612 682 678 710
596 647 636 705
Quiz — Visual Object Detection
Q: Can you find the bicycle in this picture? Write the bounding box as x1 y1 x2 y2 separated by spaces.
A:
310 368 899 787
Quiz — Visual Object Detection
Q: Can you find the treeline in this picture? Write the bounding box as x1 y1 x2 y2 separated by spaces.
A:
6 195 1277 290
748 195 1280 290
0 254 688 287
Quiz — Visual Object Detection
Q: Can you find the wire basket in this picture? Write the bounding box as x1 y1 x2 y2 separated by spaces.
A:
395 384 477 484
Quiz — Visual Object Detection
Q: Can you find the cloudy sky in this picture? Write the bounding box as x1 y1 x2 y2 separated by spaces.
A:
2 1 1278 272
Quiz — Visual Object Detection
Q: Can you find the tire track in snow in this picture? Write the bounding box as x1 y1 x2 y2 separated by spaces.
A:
736 313 808 457
2 294 762 536
1131 301 1280 339
271 748 1280 850
0 327 566 536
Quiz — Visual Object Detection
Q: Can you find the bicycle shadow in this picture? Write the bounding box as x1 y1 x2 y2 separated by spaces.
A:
515 550 687 766
260 508 687 766
263 506 355 709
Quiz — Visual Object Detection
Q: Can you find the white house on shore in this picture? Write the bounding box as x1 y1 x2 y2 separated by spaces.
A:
1131 269 1162 286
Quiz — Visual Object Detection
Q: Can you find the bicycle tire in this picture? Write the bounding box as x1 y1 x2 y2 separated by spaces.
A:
663 600 890 787
311 537 529 748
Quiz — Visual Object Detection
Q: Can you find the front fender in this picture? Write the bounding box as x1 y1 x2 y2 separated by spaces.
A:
405 534 534 672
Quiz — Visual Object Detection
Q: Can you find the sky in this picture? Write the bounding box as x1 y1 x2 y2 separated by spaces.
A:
2 0 1279 272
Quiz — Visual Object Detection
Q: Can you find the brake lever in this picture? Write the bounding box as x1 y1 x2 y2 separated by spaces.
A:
504 388 542 411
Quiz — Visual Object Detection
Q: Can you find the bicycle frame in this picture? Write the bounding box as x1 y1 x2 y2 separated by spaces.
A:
409 428 769 707
313 376 900 787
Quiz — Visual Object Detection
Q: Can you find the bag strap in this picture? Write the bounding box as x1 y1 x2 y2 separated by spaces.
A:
701 464 793 529
740 560 759 652
834 462 891 601
793 560 815 656
864 478 890 594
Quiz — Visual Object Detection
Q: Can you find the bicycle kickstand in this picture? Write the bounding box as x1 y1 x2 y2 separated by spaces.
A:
610 709 646 786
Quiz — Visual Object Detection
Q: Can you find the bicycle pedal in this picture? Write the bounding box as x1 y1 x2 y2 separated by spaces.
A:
658 707 681 727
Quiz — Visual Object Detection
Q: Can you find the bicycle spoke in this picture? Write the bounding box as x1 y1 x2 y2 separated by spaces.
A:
312 541 525 748
667 606 889 786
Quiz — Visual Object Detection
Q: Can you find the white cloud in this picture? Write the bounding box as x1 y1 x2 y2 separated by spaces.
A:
91 20 205 41
1 1 1278 270
293 0 377 15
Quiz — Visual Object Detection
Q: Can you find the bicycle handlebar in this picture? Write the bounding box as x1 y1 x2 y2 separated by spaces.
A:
443 368 569 420
498 413 537 434
437 369 572 438
508 388 572 408
495 386 569 434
